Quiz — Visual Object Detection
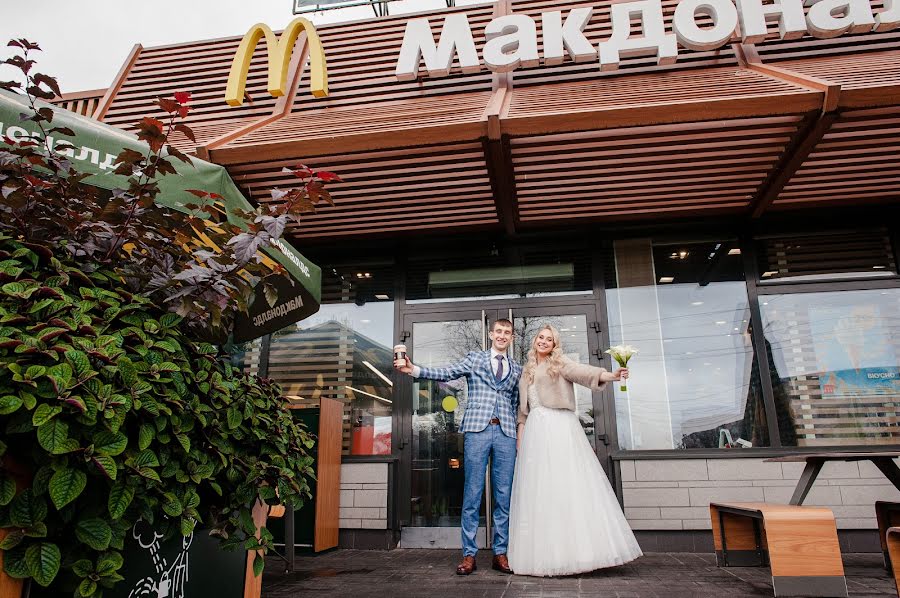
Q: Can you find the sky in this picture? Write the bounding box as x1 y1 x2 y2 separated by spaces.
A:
1 0 487 94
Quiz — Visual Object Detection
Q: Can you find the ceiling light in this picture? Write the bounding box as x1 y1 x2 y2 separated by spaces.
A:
728 248 741 255
762 271 778 277
691 301 704 306
715 321 726 325
659 276 674 283
375 294 390 300
679 250 688 259
873 265 887 269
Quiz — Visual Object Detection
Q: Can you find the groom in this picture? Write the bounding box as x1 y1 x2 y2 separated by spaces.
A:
395 318 521 575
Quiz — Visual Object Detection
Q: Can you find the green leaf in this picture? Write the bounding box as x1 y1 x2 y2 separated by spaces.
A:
25 542 61 586
0 529 24 550
161 493 183 517
0 395 23 415
226 406 241 430
252 551 265 577
91 456 117 480
117 356 138 388
134 449 159 468
77 578 98 597
180 517 196 536
175 433 190 453
66 350 93 381
75 518 112 551
24 522 47 537
32 403 61 426
96 551 123 575
107 484 134 519
138 424 155 450
10 489 46 528
46 362 73 392
137 467 161 483
93 430 127 456
37 419 79 454
2 545 28 578
0 473 15 505
72 558 94 577
49 467 87 509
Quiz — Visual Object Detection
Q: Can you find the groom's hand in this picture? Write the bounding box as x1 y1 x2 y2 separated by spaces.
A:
394 356 414 374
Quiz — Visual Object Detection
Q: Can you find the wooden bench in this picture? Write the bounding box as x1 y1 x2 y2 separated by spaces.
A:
886 527 900 597
710 502 848 597
877 502 900 570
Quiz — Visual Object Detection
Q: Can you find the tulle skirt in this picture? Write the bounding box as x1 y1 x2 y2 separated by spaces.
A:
508 406 643 576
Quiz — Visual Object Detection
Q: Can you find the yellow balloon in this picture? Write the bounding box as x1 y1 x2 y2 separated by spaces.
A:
442 396 459 413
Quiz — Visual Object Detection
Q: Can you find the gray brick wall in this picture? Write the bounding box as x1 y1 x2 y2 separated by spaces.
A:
620 458 900 530
339 463 388 530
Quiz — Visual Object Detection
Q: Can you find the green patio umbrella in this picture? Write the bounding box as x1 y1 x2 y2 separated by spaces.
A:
0 89 321 342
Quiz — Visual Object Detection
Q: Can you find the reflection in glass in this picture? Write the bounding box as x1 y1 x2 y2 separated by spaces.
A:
606 239 766 450
514 314 596 447
230 337 262 376
760 289 900 446
756 230 896 282
410 319 483 527
267 301 394 456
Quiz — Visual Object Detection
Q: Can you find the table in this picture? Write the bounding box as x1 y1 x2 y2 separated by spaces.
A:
765 452 900 505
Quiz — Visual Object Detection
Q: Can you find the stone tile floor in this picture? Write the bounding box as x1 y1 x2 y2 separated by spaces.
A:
261 550 898 597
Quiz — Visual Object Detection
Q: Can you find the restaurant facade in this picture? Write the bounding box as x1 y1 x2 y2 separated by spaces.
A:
59 0 900 550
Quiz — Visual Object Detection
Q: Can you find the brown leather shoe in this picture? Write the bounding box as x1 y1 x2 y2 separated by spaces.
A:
456 555 477 575
492 554 513 574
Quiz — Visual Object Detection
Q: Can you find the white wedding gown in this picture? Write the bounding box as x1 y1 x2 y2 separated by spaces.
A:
507 384 643 576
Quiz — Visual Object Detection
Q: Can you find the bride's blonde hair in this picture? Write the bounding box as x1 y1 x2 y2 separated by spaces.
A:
523 324 564 384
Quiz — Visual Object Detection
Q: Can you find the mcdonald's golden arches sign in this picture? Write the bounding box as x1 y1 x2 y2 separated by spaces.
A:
225 17 328 106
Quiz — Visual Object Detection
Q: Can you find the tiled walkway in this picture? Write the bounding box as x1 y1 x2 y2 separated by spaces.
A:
261 550 898 597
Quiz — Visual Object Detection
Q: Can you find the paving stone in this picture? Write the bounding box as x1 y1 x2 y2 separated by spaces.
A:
260 550 896 597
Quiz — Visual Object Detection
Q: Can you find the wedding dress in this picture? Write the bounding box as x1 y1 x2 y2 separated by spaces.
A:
507 384 642 576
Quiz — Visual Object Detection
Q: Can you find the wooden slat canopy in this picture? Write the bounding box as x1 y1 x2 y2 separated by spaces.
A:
86 1 900 241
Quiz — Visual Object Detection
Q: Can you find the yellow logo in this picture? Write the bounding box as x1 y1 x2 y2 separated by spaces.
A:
225 17 328 106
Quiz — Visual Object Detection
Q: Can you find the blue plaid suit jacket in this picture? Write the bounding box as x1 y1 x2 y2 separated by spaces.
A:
417 350 521 438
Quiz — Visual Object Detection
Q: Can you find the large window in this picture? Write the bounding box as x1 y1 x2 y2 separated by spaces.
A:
759 288 900 447
606 238 766 450
266 264 394 456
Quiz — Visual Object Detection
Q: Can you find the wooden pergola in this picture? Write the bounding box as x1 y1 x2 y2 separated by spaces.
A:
84 0 900 243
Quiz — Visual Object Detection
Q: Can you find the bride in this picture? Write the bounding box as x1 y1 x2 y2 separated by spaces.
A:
508 324 642 576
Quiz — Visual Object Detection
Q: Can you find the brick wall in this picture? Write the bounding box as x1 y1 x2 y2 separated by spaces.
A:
339 463 388 529
620 458 900 530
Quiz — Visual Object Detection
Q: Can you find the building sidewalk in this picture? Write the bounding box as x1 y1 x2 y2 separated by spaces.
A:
261 549 897 597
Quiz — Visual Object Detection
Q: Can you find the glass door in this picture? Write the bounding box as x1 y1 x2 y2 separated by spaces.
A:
398 308 498 548
397 302 611 548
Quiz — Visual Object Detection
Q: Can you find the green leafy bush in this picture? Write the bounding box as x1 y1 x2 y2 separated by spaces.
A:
0 234 314 595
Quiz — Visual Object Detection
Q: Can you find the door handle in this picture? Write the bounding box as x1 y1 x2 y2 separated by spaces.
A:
597 433 610 446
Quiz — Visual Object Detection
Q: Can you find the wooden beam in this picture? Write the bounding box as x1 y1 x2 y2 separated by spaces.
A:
93 44 142 122
482 134 520 235
500 92 822 138
748 110 839 218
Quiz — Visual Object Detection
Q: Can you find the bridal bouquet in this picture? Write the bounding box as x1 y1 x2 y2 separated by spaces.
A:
605 345 638 392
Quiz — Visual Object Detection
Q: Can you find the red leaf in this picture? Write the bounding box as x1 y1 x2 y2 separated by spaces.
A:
177 105 190 118
33 73 61 98
136 117 166 153
174 123 195 142
186 189 210 198
158 98 179 114
315 170 342 182
174 91 191 104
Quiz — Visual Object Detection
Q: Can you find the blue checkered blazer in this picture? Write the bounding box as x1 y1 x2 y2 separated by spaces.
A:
417 350 521 438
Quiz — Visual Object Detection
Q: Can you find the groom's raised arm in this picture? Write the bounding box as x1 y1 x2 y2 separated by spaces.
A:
414 352 478 382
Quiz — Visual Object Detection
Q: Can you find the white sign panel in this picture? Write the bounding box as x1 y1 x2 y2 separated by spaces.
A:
395 0 899 80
